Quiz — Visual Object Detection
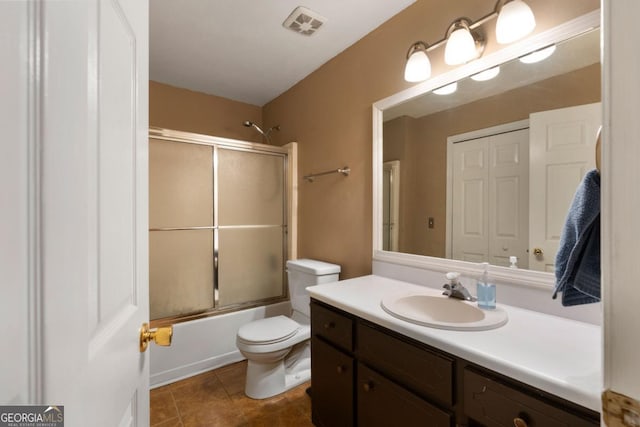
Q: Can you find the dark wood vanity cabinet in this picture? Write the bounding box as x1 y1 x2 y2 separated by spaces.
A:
357 362 452 427
310 303 354 427
463 368 598 427
311 300 454 427
357 322 454 406
310 300 599 427
311 337 354 427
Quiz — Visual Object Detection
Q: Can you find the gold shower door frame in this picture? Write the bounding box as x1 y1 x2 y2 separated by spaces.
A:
148 127 297 327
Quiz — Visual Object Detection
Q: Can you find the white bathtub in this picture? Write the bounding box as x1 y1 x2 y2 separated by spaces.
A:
150 301 291 388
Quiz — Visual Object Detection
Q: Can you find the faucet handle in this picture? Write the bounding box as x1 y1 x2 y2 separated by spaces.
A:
446 272 460 282
446 272 461 289
443 283 452 290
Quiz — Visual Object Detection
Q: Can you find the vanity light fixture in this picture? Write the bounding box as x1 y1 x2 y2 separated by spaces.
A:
519 44 556 64
495 0 536 44
433 82 458 95
403 0 536 82
470 66 500 81
404 42 432 82
444 19 485 66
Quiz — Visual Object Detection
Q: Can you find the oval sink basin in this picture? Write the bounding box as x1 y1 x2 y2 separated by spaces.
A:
381 293 508 331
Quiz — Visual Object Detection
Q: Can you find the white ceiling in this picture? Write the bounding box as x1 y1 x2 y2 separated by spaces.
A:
150 0 416 106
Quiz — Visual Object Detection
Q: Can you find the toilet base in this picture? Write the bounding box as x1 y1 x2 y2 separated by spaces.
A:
244 342 310 399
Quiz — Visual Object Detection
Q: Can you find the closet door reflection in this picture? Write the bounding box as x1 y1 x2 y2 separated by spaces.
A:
217 148 285 307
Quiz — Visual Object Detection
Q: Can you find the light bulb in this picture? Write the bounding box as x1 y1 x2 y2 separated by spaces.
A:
519 45 556 64
404 46 431 82
445 24 477 65
496 0 536 44
470 66 500 82
433 82 457 95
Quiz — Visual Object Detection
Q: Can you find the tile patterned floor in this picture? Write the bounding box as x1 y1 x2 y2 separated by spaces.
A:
150 361 314 427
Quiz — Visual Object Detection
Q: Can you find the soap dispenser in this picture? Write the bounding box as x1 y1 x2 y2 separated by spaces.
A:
476 262 496 310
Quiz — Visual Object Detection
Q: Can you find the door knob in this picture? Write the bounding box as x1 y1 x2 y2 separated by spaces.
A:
532 248 544 256
139 322 173 352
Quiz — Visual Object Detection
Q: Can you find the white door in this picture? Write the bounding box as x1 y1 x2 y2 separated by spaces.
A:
528 103 601 271
450 128 529 267
36 1 149 425
451 137 490 262
488 129 529 268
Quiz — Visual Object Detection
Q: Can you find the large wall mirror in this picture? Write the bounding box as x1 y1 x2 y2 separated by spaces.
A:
373 11 600 287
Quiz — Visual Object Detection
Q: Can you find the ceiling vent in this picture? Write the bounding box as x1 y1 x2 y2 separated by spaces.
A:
283 6 326 36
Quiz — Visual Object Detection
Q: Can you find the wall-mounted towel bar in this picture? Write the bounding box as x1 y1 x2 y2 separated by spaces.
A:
304 166 350 182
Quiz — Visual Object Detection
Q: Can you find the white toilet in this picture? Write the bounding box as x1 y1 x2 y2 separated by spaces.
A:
236 259 340 399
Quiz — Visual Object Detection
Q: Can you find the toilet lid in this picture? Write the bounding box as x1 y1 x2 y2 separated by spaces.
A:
237 315 299 344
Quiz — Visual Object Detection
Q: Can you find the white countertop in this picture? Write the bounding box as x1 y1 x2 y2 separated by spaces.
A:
307 275 602 412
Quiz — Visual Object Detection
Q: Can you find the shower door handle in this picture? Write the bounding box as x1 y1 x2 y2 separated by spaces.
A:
139 323 173 352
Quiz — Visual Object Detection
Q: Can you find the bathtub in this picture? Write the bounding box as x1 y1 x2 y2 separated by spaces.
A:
150 301 291 388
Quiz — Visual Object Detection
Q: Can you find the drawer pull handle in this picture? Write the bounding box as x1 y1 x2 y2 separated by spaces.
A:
324 322 335 330
362 381 374 392
513 417 528 427
336 365 345 374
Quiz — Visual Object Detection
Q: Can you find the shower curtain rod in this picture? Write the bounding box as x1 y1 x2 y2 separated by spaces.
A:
303 166 350 182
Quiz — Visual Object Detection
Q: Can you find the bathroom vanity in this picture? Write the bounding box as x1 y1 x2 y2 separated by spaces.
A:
308 275 601 427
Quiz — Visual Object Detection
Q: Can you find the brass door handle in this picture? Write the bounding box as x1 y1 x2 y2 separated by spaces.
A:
362 381 374 392
139 322 173 352
532 248 544 256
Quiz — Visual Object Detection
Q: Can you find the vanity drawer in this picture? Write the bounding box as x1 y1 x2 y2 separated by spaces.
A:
357 363 451 427
464 368 599 427
356 322 454 406
311 301 354 352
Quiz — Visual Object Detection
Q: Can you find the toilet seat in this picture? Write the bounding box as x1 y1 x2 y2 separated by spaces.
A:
237 315 299 345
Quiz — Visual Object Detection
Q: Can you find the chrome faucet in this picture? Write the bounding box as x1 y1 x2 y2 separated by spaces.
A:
442 272 477 302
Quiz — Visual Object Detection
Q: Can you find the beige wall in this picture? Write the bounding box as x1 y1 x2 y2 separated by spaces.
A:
149 80 263 143
262 0 599 279
389 64 601 258
148 1 599 279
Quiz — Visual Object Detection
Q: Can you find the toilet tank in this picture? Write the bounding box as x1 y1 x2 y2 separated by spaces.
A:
287 259 340 318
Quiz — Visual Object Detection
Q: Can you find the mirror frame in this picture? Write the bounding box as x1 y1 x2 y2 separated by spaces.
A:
372 10 600 288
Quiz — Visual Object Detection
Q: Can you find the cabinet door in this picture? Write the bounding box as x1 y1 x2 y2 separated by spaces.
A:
311 337 354 427
357 363 451 427
464 368 599 426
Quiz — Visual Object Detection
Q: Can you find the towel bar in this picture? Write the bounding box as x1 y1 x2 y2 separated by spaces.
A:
304 166 350 182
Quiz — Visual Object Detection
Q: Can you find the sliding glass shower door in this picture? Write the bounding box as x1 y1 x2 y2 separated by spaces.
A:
216 148 285 307
149 131 288 323
149 140 215 320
